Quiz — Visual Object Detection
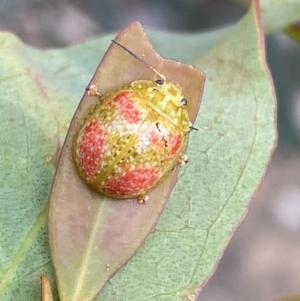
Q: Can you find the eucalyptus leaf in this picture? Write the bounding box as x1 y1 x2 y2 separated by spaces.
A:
0 0 283 300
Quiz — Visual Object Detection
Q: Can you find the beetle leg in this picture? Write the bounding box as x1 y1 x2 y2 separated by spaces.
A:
178 154 188 165
86 84 101 97
138 194 149 204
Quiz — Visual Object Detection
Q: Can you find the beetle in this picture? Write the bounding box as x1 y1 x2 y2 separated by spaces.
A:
72 40 194 203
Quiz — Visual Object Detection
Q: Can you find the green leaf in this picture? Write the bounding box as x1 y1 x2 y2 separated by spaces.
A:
0 1 279 300
257 0 300 34
232 0 300 35
284 22 300 44
273 297 300 301
96 2 276 300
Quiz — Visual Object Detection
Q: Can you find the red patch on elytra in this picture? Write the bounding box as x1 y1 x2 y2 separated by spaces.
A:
78 118 106 179
108 91 142 124
145 129 183 159
146 129 165 148
103 166 160 196
168 133 182 155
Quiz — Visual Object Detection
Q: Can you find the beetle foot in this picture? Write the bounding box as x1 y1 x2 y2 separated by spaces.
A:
138 194 149 204
86 85 101 97
178 154 188 165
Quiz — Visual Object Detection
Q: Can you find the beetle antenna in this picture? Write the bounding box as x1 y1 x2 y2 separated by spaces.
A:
111 39 166 81
189 125 199 131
